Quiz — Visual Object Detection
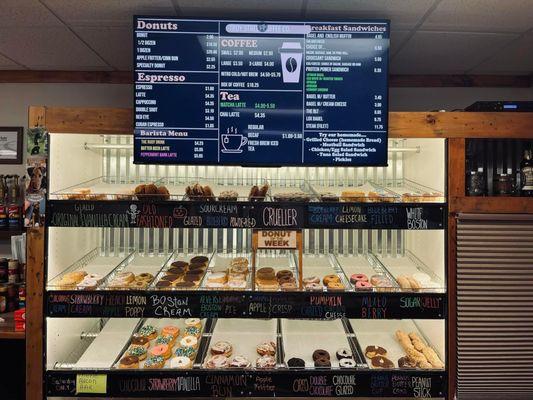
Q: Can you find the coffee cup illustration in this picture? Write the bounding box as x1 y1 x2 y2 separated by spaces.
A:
279 42 303 83
221 128 247 153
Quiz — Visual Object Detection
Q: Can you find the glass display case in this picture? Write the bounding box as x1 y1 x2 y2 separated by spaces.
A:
44 134 447 398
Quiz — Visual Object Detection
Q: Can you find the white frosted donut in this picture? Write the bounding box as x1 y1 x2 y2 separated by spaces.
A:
339 358 356 368
180 335 198 349
185 318 201 328
170 356 192 369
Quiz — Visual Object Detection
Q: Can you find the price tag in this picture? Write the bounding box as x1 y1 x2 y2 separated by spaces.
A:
257 230 297 249
76 374 107 394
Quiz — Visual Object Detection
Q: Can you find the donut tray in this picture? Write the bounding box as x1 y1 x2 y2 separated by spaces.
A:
198 318 279 369
253 251 299 291
112 317 206 370
308 181 398 202
379 178 445 203
200 252 253 290
333 253 399 292
149 251 214 290
301 254 351 292
348 319 445 371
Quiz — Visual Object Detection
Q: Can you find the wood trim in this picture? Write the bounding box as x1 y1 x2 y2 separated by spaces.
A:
26 227 44 400
448 138 465 198
5 71 532 87
32 106 533 139
28 106 46 128
447 213 457 400
0 70 131 84
449 196 533 213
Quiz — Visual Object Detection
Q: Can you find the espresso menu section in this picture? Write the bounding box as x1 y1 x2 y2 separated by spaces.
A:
46 200 445 230
47 370 445 397
45 291 446 319
134 17 389 166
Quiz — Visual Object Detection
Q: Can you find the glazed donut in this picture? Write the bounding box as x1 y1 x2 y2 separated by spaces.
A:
174 346 196 360
323 274 341 286
349 273 368 284
355 280 372 290
304 282 323 291
119 355 139 369
127 345 147 361
205 355 229 369
303 276 320 285
211 340 233 357
144 355 165 369
161 326 180 339
230 355 251 368
137 273 153 281
255 355 276 369
150 344 171 360
327 281 345 291
170 356 192 369
180 335 198 349
256 341 276 356
312 349 330 361
339 358 356 368
336 348 353 360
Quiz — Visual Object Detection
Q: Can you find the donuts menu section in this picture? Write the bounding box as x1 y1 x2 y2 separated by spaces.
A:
134 17 389 166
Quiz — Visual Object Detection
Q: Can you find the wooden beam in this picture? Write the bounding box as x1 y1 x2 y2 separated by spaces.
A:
449 196 533 213
26 227 44 400
390 74 532 88
0 70 131 84
28 106 46 128
46 107 133 135
2 70 531 87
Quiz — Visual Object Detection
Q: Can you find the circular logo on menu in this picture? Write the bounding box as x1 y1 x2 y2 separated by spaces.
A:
286 57 298 72
257 23 268 32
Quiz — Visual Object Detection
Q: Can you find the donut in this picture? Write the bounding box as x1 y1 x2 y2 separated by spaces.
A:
205 355 229 369
350 273 368 284
116 271 135 283
303 276 320 285
131 280 148 289
189 262 207 271
339 358 356 368
365 345 387 358
231 257 249 268
155 335 175 346
371 355 394 369
304 282 323 291
174 281 196 288
160 274 180 282
180 335 198 349
256 341 276 356
312 349 330 361
227 279 247 289
137 273 153 281
174 346 196 360
314 357 331 368
280 282 298 291
207 272 227 284
184 326 201 338
355 280 372 290
211 340 233 357
127 345 147 361
323 274 341 286
277 275 296 285
230 355 251 368
327 281 345 291
276 270 293 280
171 261 189 269
137 325 157 341
398 356 417 369
131 336 150 349
170 356 192 369
190 256 209 264
336 348 353 360
256 355 276 369
230 264 248 275
168 266 187 275
150 344 171 360
156 280 172 289
256 267 275 280
119 355 139 369
144 355 165 369
287 357 305 368
161 326 180 339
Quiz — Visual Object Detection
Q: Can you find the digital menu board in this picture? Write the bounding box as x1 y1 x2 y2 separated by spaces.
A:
134 17 389 166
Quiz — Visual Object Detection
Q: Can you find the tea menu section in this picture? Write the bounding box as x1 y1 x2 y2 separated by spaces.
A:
47 370 445 397
134 17 389 166
46 291 446 319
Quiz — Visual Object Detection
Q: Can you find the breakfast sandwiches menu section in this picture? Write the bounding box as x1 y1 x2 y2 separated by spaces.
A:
134 17 389 166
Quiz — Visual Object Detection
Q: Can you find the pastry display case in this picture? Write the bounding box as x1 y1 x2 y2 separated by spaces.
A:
43 132 448 398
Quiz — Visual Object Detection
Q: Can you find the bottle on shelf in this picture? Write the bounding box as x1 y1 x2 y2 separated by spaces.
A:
520 149 533 196
6 175 21 228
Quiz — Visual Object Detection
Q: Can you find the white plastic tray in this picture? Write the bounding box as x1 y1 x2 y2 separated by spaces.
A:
255 253 298 291
201 253 252 290
151 252 213 290
281 319 350 369
375 254 444 290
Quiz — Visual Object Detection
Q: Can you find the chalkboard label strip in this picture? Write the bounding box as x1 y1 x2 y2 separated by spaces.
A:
46 369 446 398
45 290 447 319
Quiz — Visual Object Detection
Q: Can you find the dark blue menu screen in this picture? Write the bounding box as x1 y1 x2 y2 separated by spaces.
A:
134 17 389 166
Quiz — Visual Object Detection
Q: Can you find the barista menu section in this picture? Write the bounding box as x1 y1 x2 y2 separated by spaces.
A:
134 18 389 166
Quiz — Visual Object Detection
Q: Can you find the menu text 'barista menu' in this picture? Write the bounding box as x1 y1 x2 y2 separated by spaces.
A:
134 17 389 166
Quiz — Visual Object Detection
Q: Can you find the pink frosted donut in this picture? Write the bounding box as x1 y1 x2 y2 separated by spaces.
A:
355 280 372 289
350 273 368 284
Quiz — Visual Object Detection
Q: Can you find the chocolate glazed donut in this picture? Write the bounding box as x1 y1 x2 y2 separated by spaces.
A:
312 349 330 361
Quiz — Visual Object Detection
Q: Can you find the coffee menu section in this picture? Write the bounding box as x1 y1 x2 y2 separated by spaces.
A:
134 17 389 166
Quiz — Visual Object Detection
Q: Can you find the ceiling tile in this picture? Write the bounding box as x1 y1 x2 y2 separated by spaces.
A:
73 27 132 70
390 30 411 56
472 31 533 74
42 0 176 27
304 0 435 30
0 27 109 69
422 0 533 33
0 0 62 27
176 0 304 18
0 53 23 69
391 31 518 74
